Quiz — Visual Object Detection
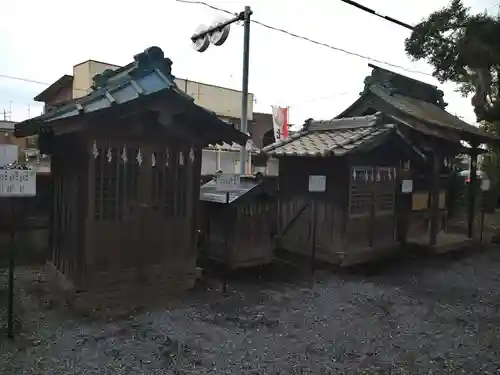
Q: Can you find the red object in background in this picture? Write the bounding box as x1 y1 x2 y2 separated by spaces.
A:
271 106 289 141
281 107 289 139
466 177 470 184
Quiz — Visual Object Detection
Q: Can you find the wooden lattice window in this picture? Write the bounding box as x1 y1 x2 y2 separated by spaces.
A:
164 150 175 217
150 149 176 217
175 150 188 217
94 149 104 220
102 148 119 220
124 147 139 205
374 167 395 213
349 166 373 216
94 145 138 221
151 151 163 203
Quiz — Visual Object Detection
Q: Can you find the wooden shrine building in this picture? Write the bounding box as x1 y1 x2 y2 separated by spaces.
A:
263 65 500 265
14 46 248 305
199 174 277 269
263 113 426 266
338 65 500 251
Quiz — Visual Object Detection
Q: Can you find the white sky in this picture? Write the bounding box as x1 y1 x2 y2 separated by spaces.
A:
0 0 498 128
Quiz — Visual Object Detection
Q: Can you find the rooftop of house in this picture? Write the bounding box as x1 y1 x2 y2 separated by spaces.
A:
33 75 74 102
0 120 16 131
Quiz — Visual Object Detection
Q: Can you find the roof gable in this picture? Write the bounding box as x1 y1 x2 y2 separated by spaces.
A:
365 64 446 108
348 65 500 145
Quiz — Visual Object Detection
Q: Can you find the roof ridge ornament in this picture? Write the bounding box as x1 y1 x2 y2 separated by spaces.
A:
92 46 175 90
365 65 448 108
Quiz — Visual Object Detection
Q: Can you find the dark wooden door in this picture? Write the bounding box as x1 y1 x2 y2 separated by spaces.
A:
348 166 374 249
372 166 397 248
348 166 397 249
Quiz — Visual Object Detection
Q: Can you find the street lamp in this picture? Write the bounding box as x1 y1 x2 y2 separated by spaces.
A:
191 6 252 175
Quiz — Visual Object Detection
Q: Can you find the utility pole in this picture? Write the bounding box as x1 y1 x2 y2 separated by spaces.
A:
191 6 253 175
239 6 251 175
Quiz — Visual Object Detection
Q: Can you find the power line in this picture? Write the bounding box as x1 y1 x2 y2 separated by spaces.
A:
0 73 91 93
269 91 356 107
177 0 236 16
0 73 237 98
176 0 432 77
0 74 52 86
339 0 414 30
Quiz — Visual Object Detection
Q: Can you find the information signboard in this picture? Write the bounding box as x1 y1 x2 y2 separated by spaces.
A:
0 169 37 197
216 173 241 192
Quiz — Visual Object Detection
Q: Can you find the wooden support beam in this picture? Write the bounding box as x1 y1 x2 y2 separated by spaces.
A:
429 151 441 246
395 160 408 244
468 144 479 238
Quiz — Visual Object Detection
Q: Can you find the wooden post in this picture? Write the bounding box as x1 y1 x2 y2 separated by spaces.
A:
7 199 17 339
310 197 317 275
395 161 408 244
276 180 282 240
468 145 479 238
429 151 441 246
369 167 375 248
222 191 230 294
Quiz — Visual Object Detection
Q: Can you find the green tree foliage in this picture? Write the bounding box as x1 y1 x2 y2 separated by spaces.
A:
404 0 500 123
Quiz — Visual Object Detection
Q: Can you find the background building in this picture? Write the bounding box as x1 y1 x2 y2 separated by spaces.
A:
33 59 276 175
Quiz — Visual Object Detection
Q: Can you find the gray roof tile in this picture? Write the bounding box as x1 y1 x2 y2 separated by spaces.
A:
261 114 392 157
368 85 496 140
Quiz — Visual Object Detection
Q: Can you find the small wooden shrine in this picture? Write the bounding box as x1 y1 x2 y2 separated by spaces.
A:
14 46 248 304
337 64 499 251
264 64 500 264
199 174 277 269
263 112 426 266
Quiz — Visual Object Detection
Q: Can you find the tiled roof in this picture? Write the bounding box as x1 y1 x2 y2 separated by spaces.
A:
358 65 499 143
369 85 497 141
35 68 183 125
307 113 383 131
15 47 249 147
261 114 392 157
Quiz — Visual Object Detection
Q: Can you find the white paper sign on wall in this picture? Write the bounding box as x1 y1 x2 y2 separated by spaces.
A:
0 169 37 197
481 179 491 191
308 175 326 192
216 173 241 192
401 179 413 193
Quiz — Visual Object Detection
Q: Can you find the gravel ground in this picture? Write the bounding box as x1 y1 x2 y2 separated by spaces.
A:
2 246 500 374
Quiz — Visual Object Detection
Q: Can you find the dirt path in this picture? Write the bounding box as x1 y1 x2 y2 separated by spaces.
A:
2 246 500 374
